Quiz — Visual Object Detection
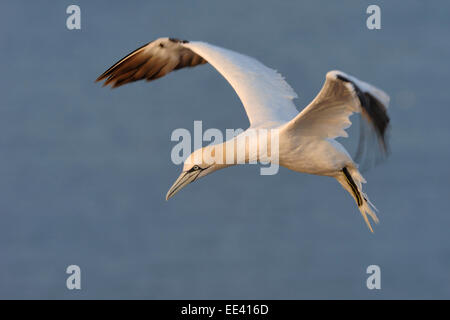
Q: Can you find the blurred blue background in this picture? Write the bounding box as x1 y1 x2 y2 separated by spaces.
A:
0 0 449 299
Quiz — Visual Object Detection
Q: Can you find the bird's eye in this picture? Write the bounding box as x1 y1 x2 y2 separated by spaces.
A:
193 165 200 170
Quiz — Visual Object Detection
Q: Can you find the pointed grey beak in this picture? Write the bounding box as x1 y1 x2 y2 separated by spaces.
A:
166 170 201 200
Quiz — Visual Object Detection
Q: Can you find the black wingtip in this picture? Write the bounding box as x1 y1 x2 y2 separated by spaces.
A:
168 38 189 44
336 74 390 147
95 41 153 88
363 91 390 151
95 76 105 84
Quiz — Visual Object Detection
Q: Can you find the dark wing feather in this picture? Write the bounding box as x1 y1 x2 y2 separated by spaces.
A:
336 74 390 164
286 70 390 171
96 38 207 88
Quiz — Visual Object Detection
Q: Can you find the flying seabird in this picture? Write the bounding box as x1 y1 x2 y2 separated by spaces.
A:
96 37 390 232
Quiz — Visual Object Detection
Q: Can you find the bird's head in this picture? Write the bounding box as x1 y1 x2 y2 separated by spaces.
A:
166 145 229 200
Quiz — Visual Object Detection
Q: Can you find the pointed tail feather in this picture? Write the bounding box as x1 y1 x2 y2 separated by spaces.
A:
336 167 379 233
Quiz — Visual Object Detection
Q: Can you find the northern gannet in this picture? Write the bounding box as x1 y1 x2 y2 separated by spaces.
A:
96 38 390 232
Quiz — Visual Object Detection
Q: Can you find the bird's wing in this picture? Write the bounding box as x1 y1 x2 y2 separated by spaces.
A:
96 37 299 128
96 38 207 87
284 70 390 161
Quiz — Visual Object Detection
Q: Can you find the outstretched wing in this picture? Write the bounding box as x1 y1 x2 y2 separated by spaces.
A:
96 37 299 128
284 70 390 162
96 38 207 87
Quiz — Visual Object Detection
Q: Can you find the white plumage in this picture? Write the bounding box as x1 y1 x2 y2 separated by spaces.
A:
97 37 390 232
184 41 299 127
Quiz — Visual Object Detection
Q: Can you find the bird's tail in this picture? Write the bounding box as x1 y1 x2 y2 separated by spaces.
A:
336 166 379 233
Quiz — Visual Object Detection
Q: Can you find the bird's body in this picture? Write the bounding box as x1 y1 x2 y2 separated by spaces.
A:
280 135 351 176
97 37 390 232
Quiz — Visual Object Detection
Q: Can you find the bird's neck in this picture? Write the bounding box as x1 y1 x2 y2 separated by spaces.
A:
207 129 279 166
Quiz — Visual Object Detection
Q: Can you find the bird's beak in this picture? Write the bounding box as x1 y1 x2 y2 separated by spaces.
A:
166 170 201 200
